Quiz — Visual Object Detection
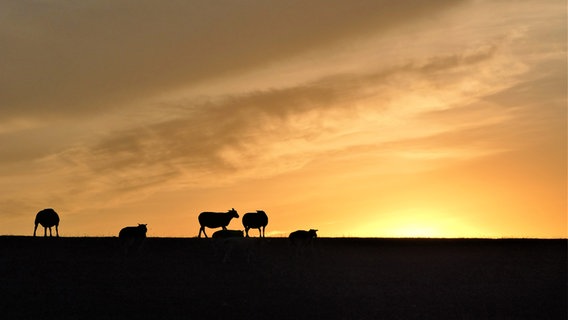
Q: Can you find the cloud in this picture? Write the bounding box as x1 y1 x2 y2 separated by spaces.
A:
0 0 466 121
39 42 514 198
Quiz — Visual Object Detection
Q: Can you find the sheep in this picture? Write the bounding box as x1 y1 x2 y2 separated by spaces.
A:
289 229 318 246
33 208 60 237
242 210 269 237
197 208 239 238
119 224 147 255
212 229 244 238
289 229 318 257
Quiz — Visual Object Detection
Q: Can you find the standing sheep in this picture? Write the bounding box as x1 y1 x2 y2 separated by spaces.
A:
33 208 60 237
198 208 239 238
242 210 269 237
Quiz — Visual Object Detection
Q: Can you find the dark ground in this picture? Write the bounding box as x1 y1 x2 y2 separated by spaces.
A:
0 236 565 320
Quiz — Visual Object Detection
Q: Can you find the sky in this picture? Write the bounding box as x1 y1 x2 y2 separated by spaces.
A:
1 0 566 238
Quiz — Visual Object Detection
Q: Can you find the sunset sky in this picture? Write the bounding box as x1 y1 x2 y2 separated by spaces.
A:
1 0 566 238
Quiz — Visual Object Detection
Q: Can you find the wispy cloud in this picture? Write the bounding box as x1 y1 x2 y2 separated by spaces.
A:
40 41 520 198
0 0 465 121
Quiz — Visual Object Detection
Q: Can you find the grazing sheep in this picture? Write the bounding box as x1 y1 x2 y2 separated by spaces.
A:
289 229 318 245
33 208 60 237
119 224 147 255
212 229 244 238
198 208 239 238
242 210 269 237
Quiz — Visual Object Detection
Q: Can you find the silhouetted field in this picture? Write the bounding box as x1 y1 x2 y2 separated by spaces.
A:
0 237 565 319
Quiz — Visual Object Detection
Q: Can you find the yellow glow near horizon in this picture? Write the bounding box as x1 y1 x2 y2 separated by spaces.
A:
387 224 443 238
351 208 484 238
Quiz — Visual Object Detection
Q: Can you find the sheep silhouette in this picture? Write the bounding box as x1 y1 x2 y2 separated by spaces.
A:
119 224 147 255
197 208 239 238
33 208 60 237
212 229 244 238
289 229 318 245
242 210 268 237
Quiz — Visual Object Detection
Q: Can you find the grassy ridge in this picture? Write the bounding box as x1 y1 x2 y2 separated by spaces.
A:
1 237 566 319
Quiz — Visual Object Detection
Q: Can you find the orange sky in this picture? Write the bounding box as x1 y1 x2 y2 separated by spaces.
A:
1 0 566 238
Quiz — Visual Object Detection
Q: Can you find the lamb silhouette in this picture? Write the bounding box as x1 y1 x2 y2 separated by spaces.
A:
242 210 268 237
198 208 239 238
33 208 60 237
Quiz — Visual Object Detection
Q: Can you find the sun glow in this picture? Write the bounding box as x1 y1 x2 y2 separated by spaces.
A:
387 223 442 238
353 208 481 238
